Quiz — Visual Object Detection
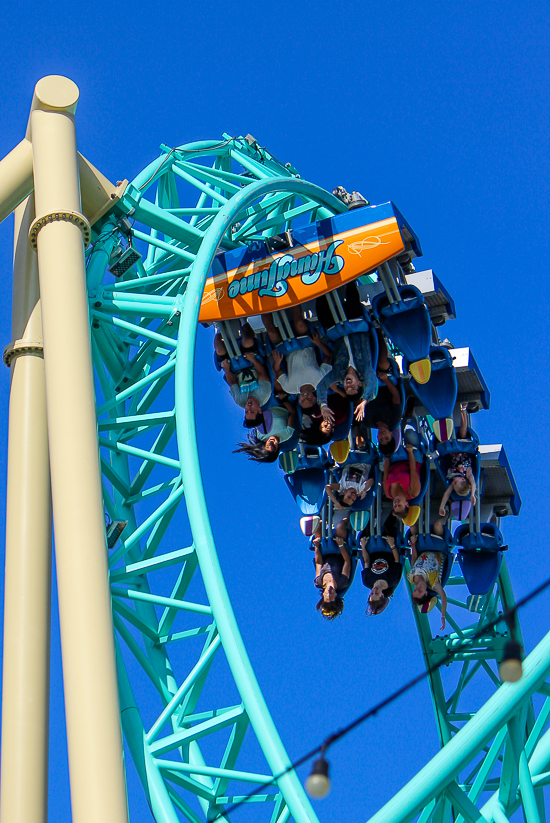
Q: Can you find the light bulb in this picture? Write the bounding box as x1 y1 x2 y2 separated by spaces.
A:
305 756 330 799
499 640 523 683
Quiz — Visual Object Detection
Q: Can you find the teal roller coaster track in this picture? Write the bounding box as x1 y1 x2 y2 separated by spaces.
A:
85 136 550 823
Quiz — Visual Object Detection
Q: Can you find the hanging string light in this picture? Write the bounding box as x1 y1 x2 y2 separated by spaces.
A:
499 610 524 683
499 639 523 682
305 749 331 799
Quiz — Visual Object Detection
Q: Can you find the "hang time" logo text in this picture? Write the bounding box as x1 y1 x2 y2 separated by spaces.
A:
227 240 345 301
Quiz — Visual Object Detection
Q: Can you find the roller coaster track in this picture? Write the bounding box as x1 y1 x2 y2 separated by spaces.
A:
89 138 349 823
91 138 549 823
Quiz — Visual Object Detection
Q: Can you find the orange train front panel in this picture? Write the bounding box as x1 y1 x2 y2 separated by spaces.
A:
198 202 422 323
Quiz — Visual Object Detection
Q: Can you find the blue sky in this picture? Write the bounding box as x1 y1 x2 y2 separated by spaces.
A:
0 2 549 821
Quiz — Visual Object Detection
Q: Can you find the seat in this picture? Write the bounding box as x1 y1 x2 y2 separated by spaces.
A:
432 427 480 455
457 551 503 596
405 346 457 421
284 468 328 515
455 523 505 595
454 522 504 552
371 285 432 383
269 309 315 355
213 320 269 373
314 282 372 340
296 445 333 470
361 534 395 554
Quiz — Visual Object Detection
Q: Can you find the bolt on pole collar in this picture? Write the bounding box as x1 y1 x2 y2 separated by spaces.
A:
3 339 44 367
28 210 91 250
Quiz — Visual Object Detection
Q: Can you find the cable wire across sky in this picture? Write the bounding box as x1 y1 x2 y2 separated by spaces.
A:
212 572 550 820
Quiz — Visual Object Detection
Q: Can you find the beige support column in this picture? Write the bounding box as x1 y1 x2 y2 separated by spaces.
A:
30 75 129 823
0 139 33 224
0 195 51 823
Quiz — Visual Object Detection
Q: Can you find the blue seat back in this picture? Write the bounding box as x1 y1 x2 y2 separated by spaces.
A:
389 437 427 464
405 346 457 420
214 333 268 374
285 468 328 515
326 314 371 342
412 528 455 553
273 323 315 355
432 428 480 455
454 523 504 552
458 551 503 596
362 534 394 554
339 444 378 469
297 445 332 470
371 285 431 364
315 286 372 341
390 431 428 465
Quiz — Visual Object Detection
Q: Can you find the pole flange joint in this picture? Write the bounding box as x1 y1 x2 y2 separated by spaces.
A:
29 210 91 250
3 339 44 367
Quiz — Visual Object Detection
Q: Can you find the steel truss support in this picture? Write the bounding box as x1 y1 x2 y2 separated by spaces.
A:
88 146 345 821
364 546 549 823
366 631 550 823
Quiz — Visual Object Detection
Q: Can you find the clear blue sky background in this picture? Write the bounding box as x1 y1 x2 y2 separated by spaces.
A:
0 2 548 822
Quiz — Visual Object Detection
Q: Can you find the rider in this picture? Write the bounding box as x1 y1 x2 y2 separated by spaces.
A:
315 283 378 422
313 535 351 621
360 533 403 616
233 400 296 463
355 333 405 455
214 323 272 424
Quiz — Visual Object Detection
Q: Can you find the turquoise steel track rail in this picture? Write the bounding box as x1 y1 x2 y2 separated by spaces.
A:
86 136 550 823
88 141 348 822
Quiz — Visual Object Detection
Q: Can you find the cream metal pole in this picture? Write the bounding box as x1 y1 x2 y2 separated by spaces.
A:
0 194 51 823
29 75 128 823
0 139 33 224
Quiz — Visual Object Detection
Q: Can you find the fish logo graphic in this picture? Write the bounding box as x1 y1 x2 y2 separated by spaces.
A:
348 235 391 256
202 286 225 304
